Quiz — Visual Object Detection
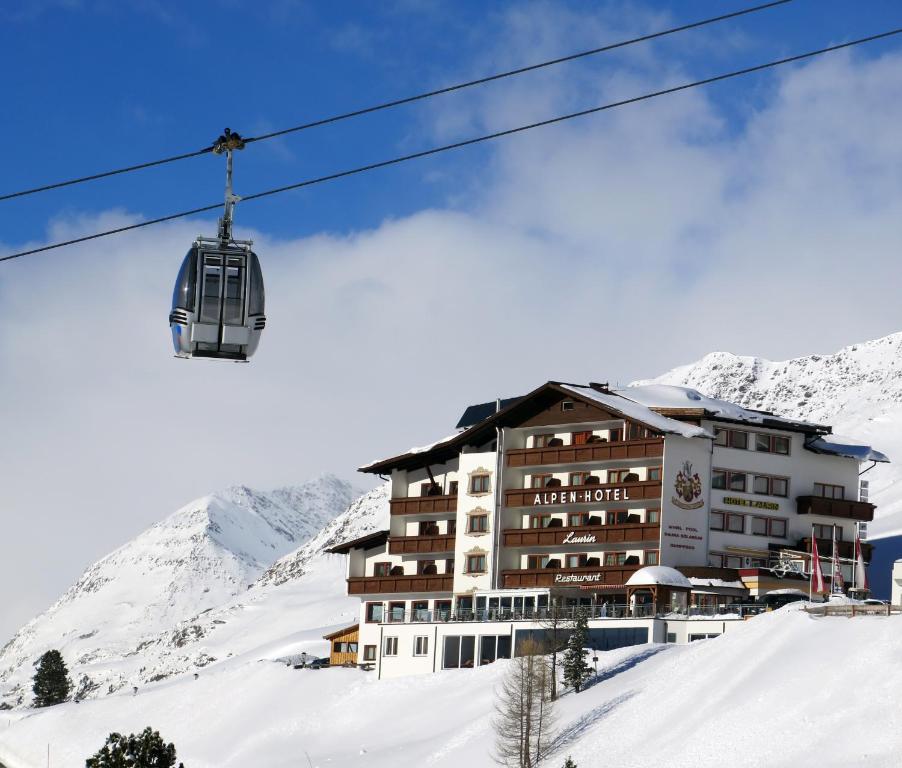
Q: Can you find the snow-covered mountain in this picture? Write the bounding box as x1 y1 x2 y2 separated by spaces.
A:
0 475 362 707
633 331 902 535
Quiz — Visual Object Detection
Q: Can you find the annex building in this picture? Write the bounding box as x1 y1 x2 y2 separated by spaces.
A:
330 381 888 679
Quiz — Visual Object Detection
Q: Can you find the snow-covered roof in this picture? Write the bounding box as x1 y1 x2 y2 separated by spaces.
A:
613 384 823 431
560 385 712 439
688 577 746 590
805 434 889 463
626 566 692 589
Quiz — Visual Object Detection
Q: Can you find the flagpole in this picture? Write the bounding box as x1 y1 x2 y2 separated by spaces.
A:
809 524 814 602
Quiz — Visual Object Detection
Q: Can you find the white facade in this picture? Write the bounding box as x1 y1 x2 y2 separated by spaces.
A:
340 382 885 678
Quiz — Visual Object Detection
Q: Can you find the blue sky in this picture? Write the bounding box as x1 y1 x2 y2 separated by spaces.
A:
4 0 902 641
4 0 902 248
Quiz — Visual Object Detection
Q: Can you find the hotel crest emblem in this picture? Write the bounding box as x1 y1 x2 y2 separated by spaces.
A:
672 460 703 510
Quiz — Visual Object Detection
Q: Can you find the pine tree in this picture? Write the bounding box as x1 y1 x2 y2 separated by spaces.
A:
32 649 70 707
562 758 577 768
85 728 184 768
562 611 591 693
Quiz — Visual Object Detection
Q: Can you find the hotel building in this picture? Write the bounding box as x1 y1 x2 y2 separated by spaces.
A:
330 381 887 678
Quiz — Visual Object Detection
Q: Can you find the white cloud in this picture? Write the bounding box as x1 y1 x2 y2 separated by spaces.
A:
3 12 902 642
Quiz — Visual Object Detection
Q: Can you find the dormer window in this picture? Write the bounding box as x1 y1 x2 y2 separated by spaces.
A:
561 400 575 412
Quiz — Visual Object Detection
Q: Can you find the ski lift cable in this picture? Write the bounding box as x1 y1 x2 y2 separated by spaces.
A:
1 26 900 265
0 0 792 203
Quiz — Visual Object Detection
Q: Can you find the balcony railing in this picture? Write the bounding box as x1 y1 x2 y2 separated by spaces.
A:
375 603 759 624
796 495 875 522
507 437 664 468
501 564 643 589
390 495 457 516
388 533 457 555
797 537 873 561
347 574 454 595
505 480 662 508
502 522 659 547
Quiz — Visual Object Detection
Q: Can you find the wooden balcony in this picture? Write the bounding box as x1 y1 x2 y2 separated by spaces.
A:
797 537 873 561
507 437 664 468
796 495 875 522
347 574 453 595
388 534 457 555
390 495 457 516
501 564 642 589
505 480 662 508
502 523 659 548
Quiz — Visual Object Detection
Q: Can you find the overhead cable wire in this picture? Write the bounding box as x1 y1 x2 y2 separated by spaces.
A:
0 0 792 203
2 27 900 264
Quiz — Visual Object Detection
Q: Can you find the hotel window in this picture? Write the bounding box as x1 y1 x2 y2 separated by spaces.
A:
445 558 455 574
568 512 589 527
751 515 788 537
384 637 398 657
533 433 555 448
711 552 743 569
814 482 844 500
753 474 789 497
605 551 627 566
447 519 457 534
710 511 725 531
365 603 383 623
527 554 550 569
609 427 623 442
727 513 745 533
469 473 491 494
647 467 662 482
569 471 590 486
531 473 554 488
608 468 631 483
572 430 593 445
607 509 628 525
646 509 660 524
414 636 429 656
813 524 842 540
466 554 487 574
467 514 488 533
565 553 588 568
363 645 376 661
628 422 651 440
417 559 436 575
388 602 405 622
756 433 790 455
712 469 746 492
435 600 452 619
530 514 552 528
645 550 659 565
420 482 441 497
715 428 748 449
448 480 459 495
373 562 391 577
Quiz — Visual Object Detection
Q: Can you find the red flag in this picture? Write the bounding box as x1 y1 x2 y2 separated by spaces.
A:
855 535 869 591
810 535 827 595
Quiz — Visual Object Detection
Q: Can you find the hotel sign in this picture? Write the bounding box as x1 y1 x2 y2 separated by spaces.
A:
723 496 780 511
532 487 631 506
554 572 605 584
562 531 597 545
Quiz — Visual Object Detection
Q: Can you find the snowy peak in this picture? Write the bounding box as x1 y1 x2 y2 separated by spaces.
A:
0 474 360 705
258 483 389 587
635 331 902 423
633 330 902 533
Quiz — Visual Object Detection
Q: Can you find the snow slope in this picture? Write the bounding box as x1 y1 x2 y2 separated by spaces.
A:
1 606 899 768
633 331 902 536
0 475 360 706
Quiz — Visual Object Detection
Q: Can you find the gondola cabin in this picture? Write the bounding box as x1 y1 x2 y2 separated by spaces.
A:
169 236 265 361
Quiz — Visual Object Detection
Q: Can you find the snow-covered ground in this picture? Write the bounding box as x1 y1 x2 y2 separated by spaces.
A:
1 605 899 768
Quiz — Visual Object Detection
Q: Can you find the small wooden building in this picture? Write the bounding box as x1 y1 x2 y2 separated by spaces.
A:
323 623 359 667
